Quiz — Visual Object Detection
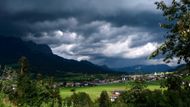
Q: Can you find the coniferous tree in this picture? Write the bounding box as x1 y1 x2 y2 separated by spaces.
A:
99 91 111 107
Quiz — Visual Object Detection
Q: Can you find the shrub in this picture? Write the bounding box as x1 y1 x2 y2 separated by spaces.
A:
64 92 93 107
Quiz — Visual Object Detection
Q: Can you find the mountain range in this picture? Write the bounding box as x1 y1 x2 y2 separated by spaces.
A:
113 64 174 74
0 36 112 75
0 36 177 76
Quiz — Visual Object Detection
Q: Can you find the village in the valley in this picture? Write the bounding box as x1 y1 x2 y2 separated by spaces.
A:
59 72 174 102
61 72 171 87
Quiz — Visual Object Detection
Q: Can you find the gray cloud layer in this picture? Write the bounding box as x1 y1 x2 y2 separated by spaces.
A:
0 0 173 67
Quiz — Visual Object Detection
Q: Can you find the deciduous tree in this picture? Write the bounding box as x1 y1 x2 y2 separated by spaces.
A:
150 0 190 71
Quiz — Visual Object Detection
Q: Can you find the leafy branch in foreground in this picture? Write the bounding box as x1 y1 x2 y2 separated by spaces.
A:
149 0 190 71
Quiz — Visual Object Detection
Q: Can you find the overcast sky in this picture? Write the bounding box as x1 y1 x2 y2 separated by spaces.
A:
0 0 178 68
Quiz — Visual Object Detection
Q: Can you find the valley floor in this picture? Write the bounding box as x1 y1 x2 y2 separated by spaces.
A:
60 81 164 101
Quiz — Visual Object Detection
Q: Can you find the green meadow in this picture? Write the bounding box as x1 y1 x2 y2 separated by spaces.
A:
60 81 164 101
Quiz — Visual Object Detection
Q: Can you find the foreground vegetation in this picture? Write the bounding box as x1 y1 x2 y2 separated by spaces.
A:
0 57 62 107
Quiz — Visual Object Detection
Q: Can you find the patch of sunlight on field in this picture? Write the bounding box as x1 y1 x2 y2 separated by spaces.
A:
147 85 161 90
60 84 128 101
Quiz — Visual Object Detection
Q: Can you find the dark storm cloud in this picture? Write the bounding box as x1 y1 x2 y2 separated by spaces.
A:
0 0 162 36
0 0 170 67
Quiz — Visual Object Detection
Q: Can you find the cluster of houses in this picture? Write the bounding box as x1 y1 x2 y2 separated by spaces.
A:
59 79 121 87
110 90 125 102
121 72 172 81
59 82 96 87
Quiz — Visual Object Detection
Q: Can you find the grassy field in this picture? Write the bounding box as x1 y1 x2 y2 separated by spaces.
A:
60 81 164 101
